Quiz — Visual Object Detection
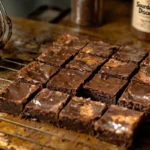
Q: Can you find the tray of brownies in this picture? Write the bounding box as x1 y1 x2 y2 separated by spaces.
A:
0 18 149 150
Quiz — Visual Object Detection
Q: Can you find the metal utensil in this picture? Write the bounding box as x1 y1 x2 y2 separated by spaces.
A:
0 0 12 48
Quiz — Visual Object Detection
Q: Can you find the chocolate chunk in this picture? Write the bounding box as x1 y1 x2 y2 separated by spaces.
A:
118 82 150 115
47 69 90 95
83 74 128 104
17 61 59 86
132 66 150 86
37 46 77 67
112 46 147 64
0 82 40 115
59 96 107 134
100 59 138 80
22 89 70 124
66 53 106 72
94 105 144 147
81 41 118 58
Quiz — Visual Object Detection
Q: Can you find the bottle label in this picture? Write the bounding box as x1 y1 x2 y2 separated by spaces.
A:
132 0 150 33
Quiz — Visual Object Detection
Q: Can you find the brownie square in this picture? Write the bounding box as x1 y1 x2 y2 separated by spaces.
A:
66 53 106 72
0 82 40 115
37 46 77 67
17 61 59 86
59 96 107 134
112 46 147 64
47 69 90 95
83 74 128 104
94 105 144 147
81 41 119 58
141 53 150 66
118 82 150 115
132 66 150 86
100 59 138 80
22 89 70 124
53 34 89 50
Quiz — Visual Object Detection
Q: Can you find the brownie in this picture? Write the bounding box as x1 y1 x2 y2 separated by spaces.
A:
81 41 119 58
94 105 144 147
59 96 107 134
141 53 150 66
112 46 147 64
0 82 40 115
37 46 77 67
132 66 150 86
53 34 89 50
100 59 138 80
22 89 70 124
66 53 106 72
83 74 128 104
17 61 59 86
118 82 150 115
47 69 90 95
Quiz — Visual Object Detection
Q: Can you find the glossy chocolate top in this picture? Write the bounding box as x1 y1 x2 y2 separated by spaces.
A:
26 89 69 113
94 105 144 136
47 69 90 93
66 53 106 72
100 59 137 79
60 96 107 120
133 66 150 85
17 61 59 85
141 54 150 66
119 82 150 105
37 46 77 67
113 46 147 63
0 82 39 104
81 41 118 58
84 74 127 96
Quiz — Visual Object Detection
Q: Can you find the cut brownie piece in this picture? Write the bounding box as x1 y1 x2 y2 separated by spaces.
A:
0 82 40 115
53 34 89 50
118 82 150 115
132 66 150 86
81 41 119 58
59 96 107 134
83 74 128 104
17 61 59 86
22 89 70 124
47 69 90 95
94 105 144 147
100 59 138 80
141 53 150 66
37 46 77 67
66 53 106 72
112 46 147 64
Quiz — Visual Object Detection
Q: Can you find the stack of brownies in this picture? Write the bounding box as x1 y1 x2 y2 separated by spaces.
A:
0 34 149 147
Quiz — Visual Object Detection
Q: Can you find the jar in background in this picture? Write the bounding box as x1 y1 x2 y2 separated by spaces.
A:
71 0 103 26
131 0 150 40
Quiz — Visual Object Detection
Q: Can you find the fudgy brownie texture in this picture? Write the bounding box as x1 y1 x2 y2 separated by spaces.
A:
100 58 138 80
22 89 70 124
141 53 150 66
112 46 147 64
37 46 77 67
83 74 128 104
59 96 107 134
17 61 59 87
53 34 89 50
118 82 150 115
94 105 144 147
47 69 90 95
0 82 40 115
81 41 119 58
132 66 150 86
66 53 106 72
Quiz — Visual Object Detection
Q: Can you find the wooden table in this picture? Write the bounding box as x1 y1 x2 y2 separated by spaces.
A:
0 0 149 149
